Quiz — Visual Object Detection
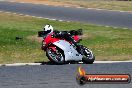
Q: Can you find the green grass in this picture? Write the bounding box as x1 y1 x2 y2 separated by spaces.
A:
0 12 132 64
49 0 132 11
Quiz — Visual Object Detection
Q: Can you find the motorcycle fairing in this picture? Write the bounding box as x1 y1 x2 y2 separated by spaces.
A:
53 40 82 61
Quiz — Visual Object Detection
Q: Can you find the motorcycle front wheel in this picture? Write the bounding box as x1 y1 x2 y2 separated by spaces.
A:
46 47 65 64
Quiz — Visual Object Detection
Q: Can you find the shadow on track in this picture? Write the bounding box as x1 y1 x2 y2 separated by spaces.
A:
35 61 85 65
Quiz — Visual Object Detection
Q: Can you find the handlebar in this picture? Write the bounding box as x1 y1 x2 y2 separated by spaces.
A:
38 31 45 37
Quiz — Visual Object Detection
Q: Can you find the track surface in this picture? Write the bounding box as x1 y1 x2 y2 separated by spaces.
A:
0 62 132 88
0 1 132 28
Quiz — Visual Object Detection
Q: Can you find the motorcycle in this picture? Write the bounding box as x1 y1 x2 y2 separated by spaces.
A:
38 29 95 64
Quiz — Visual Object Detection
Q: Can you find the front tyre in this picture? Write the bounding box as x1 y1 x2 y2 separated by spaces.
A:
46 47 65 64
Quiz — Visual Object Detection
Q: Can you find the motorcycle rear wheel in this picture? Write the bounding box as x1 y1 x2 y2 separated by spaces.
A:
46 47 65 64
79 45 95 64
82 55 95 64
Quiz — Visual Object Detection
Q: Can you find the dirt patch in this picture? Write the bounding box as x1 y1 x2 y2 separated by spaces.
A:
27 35 43 43
14 0 78 7
82 33 95 40
96 55 132 61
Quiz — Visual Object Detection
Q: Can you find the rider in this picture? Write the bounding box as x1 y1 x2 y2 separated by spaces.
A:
43 24 80 51
43 24 54 35
43 24 75 42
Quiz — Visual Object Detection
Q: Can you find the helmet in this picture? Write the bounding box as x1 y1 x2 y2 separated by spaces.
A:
43 24 53 34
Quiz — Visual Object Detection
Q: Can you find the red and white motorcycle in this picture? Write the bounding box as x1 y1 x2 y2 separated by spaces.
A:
38 29 95 64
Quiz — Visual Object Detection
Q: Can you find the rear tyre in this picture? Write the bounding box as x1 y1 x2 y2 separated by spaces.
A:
79 46 95 64
82 55 95 64
46 47 65 65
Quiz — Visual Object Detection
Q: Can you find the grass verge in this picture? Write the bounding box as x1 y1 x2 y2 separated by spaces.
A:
0 12 132 64
49 0 132 11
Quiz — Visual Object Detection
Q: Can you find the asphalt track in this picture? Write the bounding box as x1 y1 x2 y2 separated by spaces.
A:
0 1 132 28
0 62 132 88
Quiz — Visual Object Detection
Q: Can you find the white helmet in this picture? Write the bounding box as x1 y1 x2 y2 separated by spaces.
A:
43 24 53 34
